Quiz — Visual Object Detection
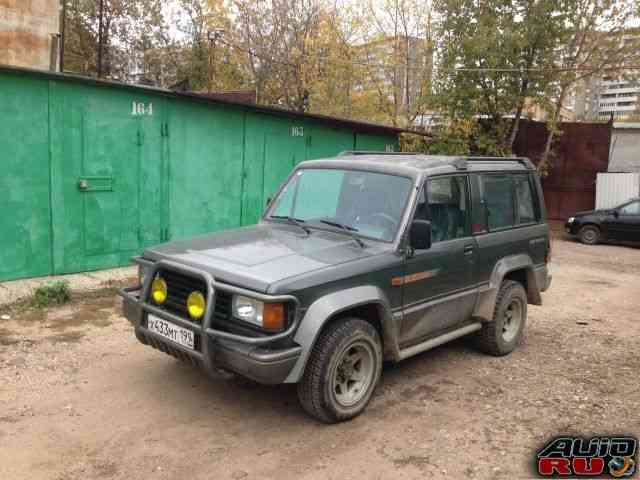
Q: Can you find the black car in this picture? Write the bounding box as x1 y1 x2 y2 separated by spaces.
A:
565 197 640 244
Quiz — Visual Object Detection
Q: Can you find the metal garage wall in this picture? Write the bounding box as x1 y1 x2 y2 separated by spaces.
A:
0 67 400 281
306 124 355 159
167 99 245 240
0 72 53 280
355 132 398 152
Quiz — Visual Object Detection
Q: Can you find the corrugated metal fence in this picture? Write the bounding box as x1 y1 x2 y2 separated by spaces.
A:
596 173 640 209
0 67 399 281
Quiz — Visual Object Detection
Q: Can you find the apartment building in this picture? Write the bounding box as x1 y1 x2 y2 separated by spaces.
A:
575 31 640 121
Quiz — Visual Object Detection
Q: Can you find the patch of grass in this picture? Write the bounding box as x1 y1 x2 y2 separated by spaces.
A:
32 281 72 308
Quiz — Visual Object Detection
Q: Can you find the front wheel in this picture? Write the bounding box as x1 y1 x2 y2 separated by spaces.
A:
297 318 382 423
578 225 600 245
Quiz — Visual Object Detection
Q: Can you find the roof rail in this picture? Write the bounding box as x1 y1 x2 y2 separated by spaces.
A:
337 150 421 156
466 156 535 170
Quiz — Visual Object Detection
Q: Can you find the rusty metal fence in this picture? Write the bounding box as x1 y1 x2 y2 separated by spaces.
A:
514 120 612 220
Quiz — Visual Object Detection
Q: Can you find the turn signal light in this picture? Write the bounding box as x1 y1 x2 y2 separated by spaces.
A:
263 303 285 331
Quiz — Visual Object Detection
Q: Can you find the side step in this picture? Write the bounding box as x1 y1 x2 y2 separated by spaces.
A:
398 322 482 360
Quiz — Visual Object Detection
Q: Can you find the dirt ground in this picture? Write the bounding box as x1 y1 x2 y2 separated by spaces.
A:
1 236 639 480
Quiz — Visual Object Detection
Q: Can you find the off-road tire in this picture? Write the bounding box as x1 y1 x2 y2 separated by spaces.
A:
578 225 601 245
297 318 382 423
477 280 527 356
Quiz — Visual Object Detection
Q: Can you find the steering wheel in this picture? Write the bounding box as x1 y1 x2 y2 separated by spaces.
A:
359 212 398 234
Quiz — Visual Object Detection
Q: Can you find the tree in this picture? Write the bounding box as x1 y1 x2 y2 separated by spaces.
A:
63 0 168 82
232 0 336 111
354 0 433 127
429 0 564 155
538 0 640 171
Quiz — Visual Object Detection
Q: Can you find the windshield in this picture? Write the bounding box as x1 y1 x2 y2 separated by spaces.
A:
267 168 413 242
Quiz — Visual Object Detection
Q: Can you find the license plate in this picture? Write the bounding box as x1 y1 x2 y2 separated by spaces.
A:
147 314 195 350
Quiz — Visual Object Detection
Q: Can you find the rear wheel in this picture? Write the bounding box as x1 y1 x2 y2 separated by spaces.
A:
297 318 382 423
476 280 527 356
578 225 600 245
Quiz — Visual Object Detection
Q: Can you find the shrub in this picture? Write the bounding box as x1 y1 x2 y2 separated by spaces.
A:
32 281 72 307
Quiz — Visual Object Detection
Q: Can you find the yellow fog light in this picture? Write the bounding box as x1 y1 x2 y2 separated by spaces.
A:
187 291 206 320
151 277 167 304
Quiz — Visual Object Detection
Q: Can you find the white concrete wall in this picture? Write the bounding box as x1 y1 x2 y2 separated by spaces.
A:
596 173 640 209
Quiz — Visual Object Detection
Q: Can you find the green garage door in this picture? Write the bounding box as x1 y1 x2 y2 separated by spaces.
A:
49 83 164 274
167 100 245 240
306 124 354 159
241 114 307 226
0 74 53 280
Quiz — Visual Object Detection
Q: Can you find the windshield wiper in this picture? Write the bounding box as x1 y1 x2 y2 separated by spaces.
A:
318 219 365 248
270 215 311 235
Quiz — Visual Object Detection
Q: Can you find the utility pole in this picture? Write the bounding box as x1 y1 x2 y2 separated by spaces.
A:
59 0 66 72
97 0 105 78
207 29 224 92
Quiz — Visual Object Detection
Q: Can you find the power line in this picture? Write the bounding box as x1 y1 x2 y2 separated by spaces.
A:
217 36 640 74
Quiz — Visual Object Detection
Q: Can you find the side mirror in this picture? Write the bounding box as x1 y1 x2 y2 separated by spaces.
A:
409 220 432 250
613 210 619 218
266 196 272 207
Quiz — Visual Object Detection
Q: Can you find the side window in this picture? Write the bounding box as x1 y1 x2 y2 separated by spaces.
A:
514 175 537 224
482 175 515 230
426 176 469 242
620 201 640 216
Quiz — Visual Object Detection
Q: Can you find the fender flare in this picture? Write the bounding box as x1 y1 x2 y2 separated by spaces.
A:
473 254 541 322
284 285 397 383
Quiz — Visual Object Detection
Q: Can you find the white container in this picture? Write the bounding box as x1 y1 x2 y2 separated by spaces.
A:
595 172 640 210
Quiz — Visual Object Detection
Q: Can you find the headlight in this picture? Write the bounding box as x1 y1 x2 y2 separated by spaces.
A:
567 217 575 223
151 277 167 304
187 291 206 320
232 295 285 331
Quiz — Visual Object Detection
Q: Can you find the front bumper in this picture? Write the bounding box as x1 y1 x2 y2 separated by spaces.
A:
565 221 579 235
119 261 302 385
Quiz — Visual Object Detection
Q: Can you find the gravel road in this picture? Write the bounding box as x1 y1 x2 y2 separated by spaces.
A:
1 237 638 480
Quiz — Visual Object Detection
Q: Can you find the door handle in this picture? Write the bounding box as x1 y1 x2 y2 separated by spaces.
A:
464 245 475 255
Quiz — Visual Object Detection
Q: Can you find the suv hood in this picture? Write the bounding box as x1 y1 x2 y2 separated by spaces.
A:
143 223 387 293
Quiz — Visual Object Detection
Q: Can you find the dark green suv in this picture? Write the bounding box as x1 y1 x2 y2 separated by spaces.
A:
120 153 552 423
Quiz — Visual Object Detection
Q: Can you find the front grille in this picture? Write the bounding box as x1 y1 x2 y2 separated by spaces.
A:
213 290 232 324
157 269 207 319
152 268 231 324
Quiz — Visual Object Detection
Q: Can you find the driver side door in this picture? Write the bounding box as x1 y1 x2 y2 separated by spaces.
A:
399 175 478 348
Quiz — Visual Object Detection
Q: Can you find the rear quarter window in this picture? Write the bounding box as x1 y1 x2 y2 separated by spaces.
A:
514 175 537 224
482 175 515 230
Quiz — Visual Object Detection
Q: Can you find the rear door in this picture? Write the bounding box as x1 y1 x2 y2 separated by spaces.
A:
399 175 477 346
